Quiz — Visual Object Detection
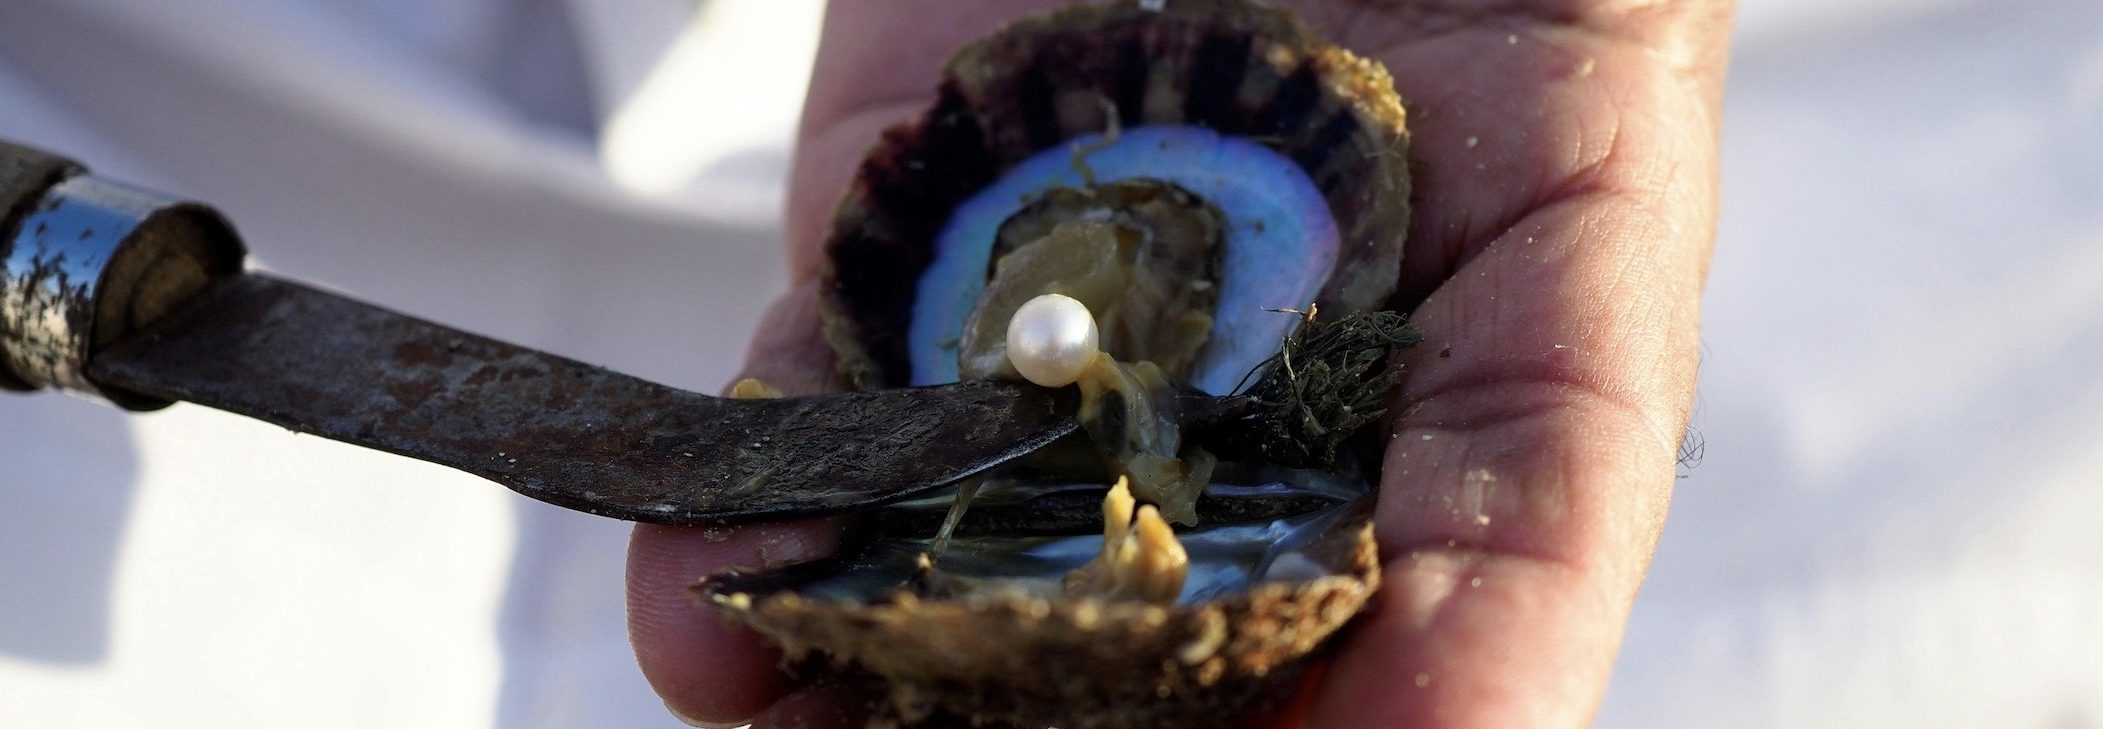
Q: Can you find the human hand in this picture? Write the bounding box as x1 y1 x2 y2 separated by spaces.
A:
626 0 1733 726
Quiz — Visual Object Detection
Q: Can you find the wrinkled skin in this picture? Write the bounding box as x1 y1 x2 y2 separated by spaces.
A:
626 0 1734 726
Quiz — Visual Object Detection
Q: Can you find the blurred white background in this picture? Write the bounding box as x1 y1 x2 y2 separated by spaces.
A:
0 0 2097 727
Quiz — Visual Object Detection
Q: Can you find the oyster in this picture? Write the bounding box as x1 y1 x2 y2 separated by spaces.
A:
703 1 1412 727
818 0 1409 394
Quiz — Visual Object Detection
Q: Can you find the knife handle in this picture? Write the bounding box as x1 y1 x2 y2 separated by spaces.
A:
0 139 247 409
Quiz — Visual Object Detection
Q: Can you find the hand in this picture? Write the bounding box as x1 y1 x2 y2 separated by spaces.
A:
626 0 1734 726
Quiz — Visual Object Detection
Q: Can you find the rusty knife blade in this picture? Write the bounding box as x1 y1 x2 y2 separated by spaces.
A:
85 274 1079 524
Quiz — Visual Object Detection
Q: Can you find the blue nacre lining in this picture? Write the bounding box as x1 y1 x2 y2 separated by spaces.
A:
908 124 1340 394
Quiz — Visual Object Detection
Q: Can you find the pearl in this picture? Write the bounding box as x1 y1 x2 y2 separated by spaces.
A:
1005 294 1100 387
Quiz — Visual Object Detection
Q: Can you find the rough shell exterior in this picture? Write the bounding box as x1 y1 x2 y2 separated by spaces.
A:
818 0 1413 390
709 522 1379 729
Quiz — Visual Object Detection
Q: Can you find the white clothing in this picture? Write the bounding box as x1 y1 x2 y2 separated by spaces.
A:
1 0 2098 726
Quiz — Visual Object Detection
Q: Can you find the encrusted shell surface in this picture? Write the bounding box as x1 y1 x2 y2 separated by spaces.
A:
710 513 1379 729
818 0 1411 391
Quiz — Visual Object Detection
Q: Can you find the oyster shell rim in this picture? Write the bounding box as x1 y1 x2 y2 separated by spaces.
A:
705 519 1379 729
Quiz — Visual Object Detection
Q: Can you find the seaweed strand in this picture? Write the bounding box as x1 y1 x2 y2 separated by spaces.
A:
1212 307 1422 467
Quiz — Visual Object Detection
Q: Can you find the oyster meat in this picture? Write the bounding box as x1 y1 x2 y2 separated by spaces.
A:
701 1 1412 727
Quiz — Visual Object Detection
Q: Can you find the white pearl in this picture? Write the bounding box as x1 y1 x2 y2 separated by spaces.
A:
1005 294 1100 387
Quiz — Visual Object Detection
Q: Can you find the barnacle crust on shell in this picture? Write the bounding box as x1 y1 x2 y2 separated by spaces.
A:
710 518 1379 729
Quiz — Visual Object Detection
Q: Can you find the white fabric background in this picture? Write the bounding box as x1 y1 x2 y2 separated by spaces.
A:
0 0 2096 726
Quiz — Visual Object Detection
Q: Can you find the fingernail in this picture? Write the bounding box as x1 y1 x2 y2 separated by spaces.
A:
664 700 744 729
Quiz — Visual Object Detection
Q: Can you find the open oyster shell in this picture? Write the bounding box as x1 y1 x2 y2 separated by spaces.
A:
817 0 1410 391
703 1 1413 727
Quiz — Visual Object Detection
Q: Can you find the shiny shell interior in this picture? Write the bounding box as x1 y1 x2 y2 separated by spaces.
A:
912 125 1339 394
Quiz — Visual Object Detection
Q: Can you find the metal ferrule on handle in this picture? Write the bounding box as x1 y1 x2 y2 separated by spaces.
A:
0 140 247 409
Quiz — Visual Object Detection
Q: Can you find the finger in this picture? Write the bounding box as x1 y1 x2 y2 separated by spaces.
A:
1314 0 1733 307
1306 8 1732 727
627 283 846 725
1319 210 1699 727
629 520 841 725
1316 186 1701 726
725 281 847 395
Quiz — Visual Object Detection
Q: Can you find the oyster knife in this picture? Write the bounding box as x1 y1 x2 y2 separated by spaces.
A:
1 140 1077 525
